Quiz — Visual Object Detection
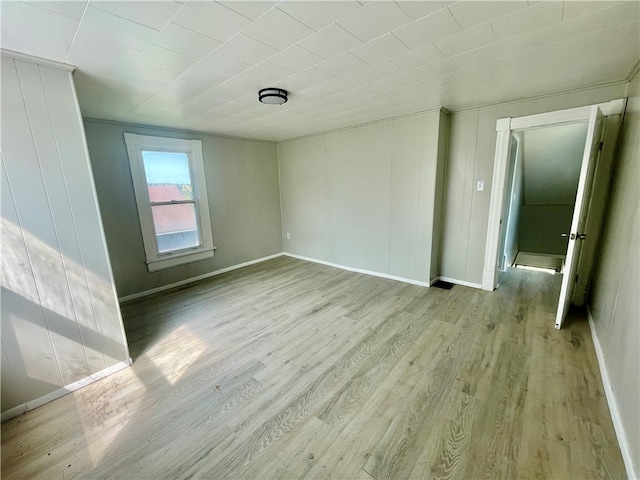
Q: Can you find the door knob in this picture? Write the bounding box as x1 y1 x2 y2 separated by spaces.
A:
561 233 586 240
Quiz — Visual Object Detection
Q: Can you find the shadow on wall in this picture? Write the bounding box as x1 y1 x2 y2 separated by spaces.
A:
1 212 128 412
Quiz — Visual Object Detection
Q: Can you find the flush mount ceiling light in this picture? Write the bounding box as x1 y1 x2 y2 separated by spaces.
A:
258 88 288 105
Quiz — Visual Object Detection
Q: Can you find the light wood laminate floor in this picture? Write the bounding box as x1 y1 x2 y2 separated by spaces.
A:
2 257 626 479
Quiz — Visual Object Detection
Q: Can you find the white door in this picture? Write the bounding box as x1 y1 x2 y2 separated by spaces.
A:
555 106 605 329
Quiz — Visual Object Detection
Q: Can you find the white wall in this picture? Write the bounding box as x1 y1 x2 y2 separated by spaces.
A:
501 133 523 268
1 55 129 415
279 110 448 285
84 120 283 298
589 73 640 479
440 83 627 285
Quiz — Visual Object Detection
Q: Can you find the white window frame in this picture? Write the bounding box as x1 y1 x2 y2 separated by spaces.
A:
124 133 215 272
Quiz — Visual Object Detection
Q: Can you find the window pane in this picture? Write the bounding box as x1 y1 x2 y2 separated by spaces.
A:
142 151 193 201
151 203 200 253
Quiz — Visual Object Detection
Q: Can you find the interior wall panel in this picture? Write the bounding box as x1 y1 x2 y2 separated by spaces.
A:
430 110 449 281
278 135 328 262
590 74 640 477
83 120 283 298
325 123 393 273
279 109 447 284
1 54 129 414
440 83 627 285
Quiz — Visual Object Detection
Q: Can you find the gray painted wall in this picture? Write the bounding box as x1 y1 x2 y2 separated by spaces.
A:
440 83 627 285
515 123 587 255
83 120 282 298
522 123 588 205
518 205 573 255
1 56 129 413
589 74 640 478
279 110 448 284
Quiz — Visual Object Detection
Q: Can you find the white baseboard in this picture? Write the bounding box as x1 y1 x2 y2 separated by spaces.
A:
1 358 132 423
587 306 637 480
119 253 284 302
438 276 483 290
283 253 431 287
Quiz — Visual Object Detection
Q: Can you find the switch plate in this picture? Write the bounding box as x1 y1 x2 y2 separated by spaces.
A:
477 181 484 191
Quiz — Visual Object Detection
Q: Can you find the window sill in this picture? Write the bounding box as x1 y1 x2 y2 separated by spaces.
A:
146 246 217 272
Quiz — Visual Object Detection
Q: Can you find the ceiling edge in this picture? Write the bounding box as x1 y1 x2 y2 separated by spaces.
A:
1 48 76 72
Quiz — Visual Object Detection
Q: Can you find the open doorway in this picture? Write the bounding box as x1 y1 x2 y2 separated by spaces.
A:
483 99 626 329
497 122 589 279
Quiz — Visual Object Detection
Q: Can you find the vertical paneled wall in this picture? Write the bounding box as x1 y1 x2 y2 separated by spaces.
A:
83 120 282 299
440 83 627 286
1 55 129 414
278 109 448 285
589 74 640 478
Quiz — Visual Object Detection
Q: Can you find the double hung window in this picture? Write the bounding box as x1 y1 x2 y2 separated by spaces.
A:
124 133 215 272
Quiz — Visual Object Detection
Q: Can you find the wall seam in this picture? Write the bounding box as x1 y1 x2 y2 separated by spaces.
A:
0 154 64 386
11 59 70 385
41 65 107 371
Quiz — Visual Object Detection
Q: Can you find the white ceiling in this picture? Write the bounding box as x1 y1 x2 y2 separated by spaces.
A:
2 0 639 141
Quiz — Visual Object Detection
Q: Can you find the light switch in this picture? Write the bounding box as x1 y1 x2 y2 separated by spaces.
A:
477 181 484 191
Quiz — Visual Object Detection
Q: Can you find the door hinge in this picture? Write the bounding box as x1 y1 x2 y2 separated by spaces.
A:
598 141 603 151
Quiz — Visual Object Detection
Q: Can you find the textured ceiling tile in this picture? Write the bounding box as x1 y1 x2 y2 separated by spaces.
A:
448 1 529 30
389 42 444 70
3 5 70 60
316 52 368 77
278 0 362 31
90 1 181 30
218 1 279 20
242 7 314 50
214 33 279 65
434 23 496 58
267 45 324 72
74 6 159 51
491 2 563 40
297 23 362 59
394 1 456 21
171 0 252 42
337 1 411 42
152 22 222 59
350 33 410 65
393 8 460 49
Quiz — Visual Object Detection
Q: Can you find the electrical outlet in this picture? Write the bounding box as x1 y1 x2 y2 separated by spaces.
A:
286 233 291 240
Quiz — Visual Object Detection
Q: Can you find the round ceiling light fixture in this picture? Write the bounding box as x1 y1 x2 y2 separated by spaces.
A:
259 88 288 105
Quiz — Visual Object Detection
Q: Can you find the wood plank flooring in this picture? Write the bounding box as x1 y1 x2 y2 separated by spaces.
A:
1 257 626 479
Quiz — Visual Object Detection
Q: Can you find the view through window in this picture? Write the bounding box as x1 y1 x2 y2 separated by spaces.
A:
142 151 200 253
124 133 214 272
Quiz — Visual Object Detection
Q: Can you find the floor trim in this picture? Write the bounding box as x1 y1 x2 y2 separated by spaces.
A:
438 276 483 290
118 253 284 302
1 358 132 422
587 306 637 480
283 253 431 287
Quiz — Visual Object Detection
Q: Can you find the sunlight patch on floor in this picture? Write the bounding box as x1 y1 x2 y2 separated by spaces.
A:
145 325 206 385
515 264 557 274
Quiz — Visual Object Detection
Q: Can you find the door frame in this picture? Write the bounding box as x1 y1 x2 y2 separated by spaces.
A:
481 98 626 292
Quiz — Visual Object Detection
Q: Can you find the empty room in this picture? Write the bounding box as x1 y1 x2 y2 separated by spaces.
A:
1 1 639 478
